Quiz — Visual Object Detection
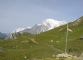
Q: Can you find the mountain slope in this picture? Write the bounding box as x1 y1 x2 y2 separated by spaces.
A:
6 19 66 39
73 16 83 26
0 32 8 38
23 19 67 34
0 16 83 60
33 16 83 55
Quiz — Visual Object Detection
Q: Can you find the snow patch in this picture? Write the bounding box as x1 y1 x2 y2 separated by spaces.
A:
27 26 31 29
12 28 25 33
11 18 67 34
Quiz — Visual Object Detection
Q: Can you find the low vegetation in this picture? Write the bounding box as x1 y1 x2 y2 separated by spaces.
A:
0 16 83 60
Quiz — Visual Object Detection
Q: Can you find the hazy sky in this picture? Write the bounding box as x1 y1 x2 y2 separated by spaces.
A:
0 0 83 33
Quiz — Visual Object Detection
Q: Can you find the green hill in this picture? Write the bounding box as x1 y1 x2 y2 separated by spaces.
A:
0 16 83 60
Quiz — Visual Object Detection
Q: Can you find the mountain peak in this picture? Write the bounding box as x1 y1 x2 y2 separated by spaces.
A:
12 28 25 33
6 18 67 39
42 19 59 26
27 19 67 34
10 19 67 35
27 27 31 29
43 19 57 23
42 19 67 30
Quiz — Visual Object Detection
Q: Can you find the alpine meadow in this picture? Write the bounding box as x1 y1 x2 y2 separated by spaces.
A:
0 16 83 60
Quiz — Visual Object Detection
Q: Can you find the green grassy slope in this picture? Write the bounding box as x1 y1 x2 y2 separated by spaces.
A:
0 16 83 60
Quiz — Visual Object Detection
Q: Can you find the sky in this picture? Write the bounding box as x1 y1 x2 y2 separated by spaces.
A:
0 0 83 33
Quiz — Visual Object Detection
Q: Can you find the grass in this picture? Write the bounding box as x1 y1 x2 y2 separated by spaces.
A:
0 16 83 60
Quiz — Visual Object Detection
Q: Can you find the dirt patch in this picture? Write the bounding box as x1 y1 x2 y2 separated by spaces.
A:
28 38 39 44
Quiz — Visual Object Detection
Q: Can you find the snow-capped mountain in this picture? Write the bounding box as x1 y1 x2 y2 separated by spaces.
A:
5 28 26 39
42 19 67 30
12 28 25 33
12 19 67 34
22 19 67 34
6 19 67 39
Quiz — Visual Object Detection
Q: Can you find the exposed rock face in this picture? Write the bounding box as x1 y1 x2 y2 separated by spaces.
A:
6 19 67 39
22 19 67 34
